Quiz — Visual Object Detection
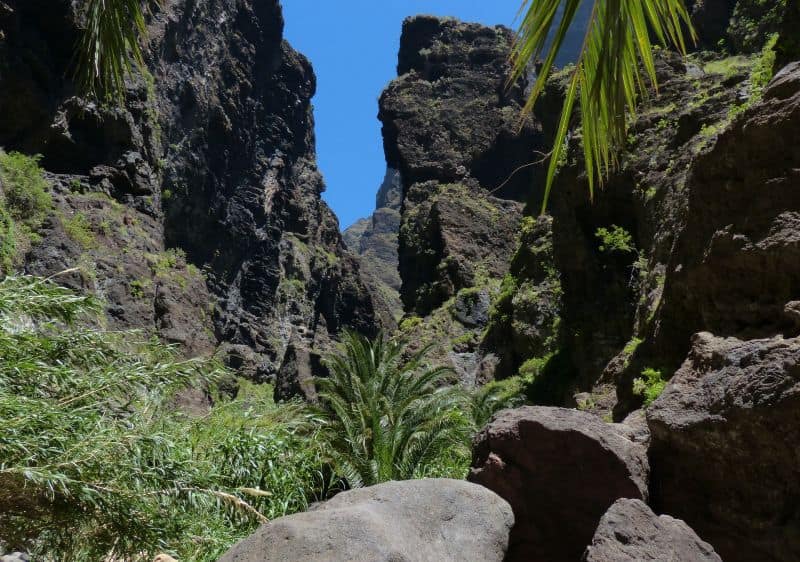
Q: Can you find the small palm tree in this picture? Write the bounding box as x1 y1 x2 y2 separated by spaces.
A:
512 0 696 209
470 377 526 429
316 332 471 488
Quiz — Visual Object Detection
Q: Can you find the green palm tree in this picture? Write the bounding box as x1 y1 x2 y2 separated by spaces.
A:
316 332 471 488
513 0 696 210
470 377 526 429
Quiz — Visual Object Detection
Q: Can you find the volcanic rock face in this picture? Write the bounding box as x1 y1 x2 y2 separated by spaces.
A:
583 498 722 562
469 406 650 562
372 16 558 382
522 14 799 414
0 0 384 394
481 215 562 383
647 332 800 562
540 51 751 403
218 479 514 562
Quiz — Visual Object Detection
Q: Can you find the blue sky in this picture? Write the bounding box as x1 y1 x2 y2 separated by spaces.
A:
282 1 520 230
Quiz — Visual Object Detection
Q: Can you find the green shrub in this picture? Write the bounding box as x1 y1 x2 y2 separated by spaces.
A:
149 247 186 276
623 337 644 356
749 34 779 101
0 152 53 270
0 205 16 273
0 151 52 230
398 315 423 332
518 354 552 382
633 367 666 407
470 376 526 429
129 278 151 299
595 225 635 254
63 212 96 248
488 273 517 324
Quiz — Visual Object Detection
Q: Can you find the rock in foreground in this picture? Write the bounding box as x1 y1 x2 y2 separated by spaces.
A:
583 498 722 562
218 479 513 562
469 406 649 562
648 332 800 562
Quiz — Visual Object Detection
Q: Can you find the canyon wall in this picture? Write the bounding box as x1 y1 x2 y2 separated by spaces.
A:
0 0 387 399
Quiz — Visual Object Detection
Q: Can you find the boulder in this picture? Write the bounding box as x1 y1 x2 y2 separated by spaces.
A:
583 498 722 562
0 554 29 562
218 479 514 562
648 332 800 562
469 406 649 562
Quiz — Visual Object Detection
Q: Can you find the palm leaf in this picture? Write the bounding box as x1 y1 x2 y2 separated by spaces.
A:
513 0 696 211
317 331 468 486
74 0 154 101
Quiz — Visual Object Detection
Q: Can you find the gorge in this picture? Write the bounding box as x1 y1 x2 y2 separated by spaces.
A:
1 0 799 560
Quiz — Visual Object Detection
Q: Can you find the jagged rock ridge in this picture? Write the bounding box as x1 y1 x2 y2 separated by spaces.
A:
342 168 403 321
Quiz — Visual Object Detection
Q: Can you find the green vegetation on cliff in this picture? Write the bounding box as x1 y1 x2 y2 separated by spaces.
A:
0 152 53 273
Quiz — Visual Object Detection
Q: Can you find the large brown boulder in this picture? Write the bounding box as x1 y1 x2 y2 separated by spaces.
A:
218 479 514 562
469 407 649 562
648 332 800 562
583 498 722 562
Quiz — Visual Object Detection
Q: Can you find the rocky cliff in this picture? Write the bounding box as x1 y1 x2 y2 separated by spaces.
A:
0 0 385 399
373 15 554 381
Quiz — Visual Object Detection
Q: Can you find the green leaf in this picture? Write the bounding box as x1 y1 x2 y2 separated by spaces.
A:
512 0 696 211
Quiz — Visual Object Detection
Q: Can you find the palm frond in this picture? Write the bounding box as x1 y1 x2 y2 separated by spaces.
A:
513 0 696 211
74 0 153 101
317 331 469 487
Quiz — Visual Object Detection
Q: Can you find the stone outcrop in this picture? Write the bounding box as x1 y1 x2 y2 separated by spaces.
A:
543 50 750 405
379 16 543 318
583 499 722 562
218 479 514 562
510 8 799 415
0 553 28 562
469 406 649 562
480 215 562 385
647 332 800 562
0 0 385 396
